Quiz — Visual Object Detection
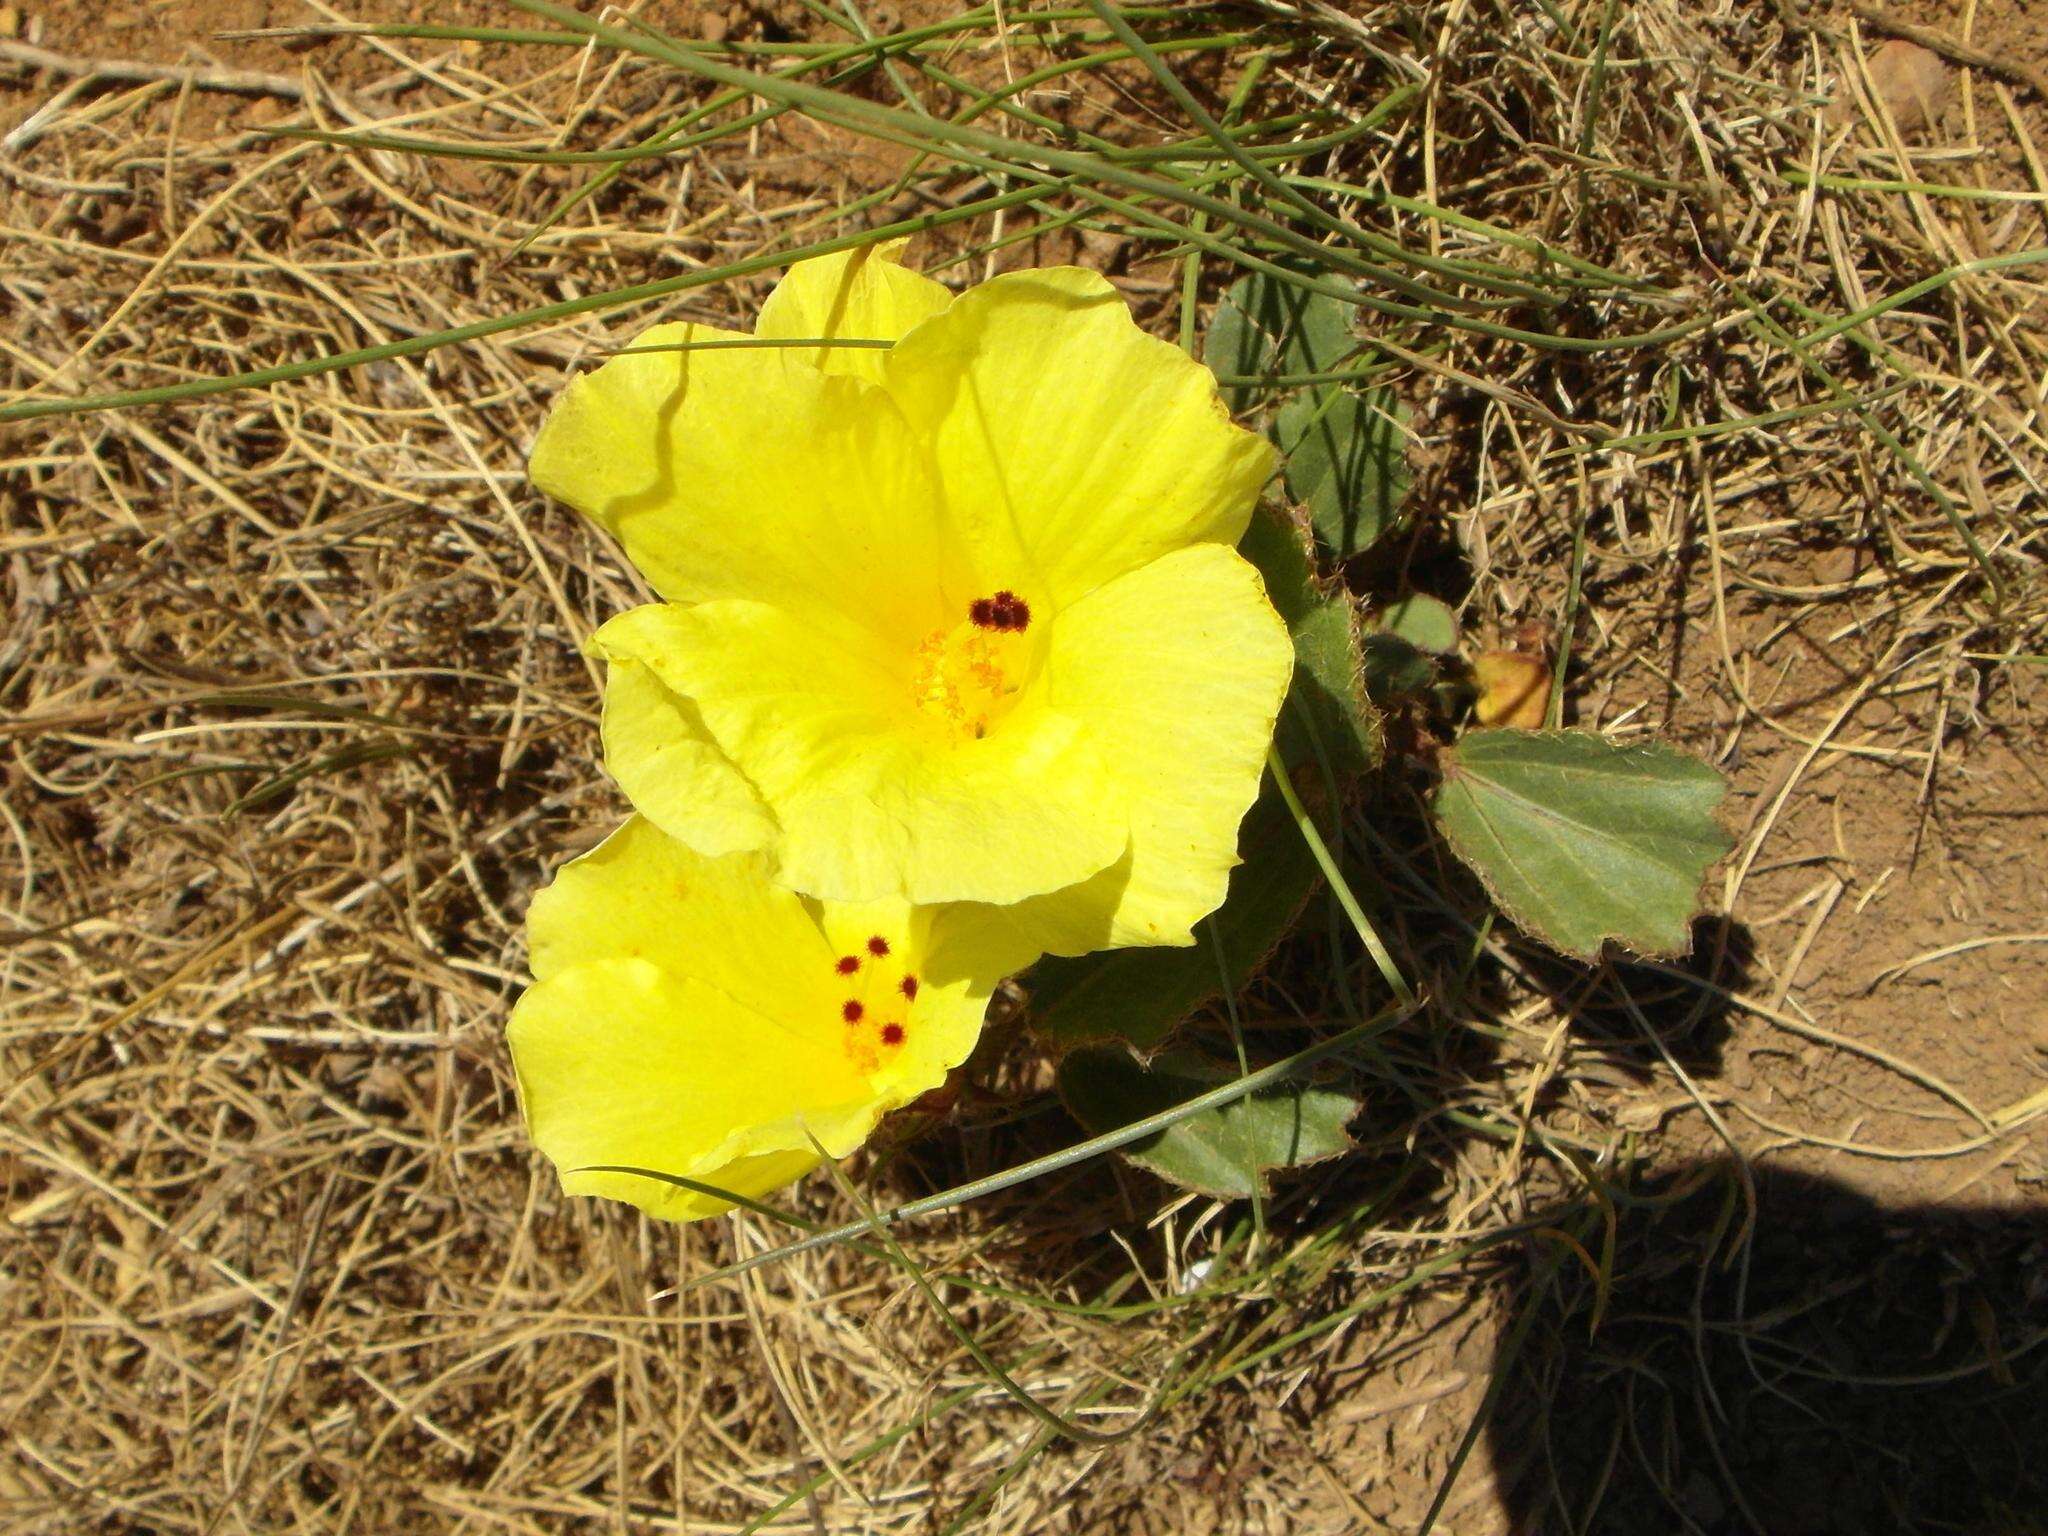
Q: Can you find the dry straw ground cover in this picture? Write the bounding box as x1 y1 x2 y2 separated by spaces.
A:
2 1 2045 1532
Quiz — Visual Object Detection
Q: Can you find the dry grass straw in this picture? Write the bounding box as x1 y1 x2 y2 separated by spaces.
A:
2 1 2044 1531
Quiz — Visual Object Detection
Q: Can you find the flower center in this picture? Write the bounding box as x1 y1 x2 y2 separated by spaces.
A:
910 592 1033 740
831 936 918 1074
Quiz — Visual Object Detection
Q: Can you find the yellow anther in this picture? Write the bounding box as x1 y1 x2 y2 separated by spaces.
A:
910 623 1021 739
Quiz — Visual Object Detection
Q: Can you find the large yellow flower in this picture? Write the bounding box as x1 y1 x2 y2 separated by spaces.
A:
531 244 1292 955
508 815 1012 1221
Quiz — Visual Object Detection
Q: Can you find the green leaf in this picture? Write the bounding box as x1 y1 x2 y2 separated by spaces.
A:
1359 632 1437 705
1359 594 1453 703
1378 593 1458 653
1202 270 1408 562
1028 513 1376 1051
1203 268 1358 413
1239 507 1378 775
1276 386 1410 562
1431 729 1732 959
1057 1047 1357 1198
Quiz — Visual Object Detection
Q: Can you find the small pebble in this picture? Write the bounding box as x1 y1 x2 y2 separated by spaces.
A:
1868 39 1950 134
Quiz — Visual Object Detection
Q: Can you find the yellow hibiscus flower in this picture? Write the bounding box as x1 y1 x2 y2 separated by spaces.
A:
531 244 1293 955
508 815 1011 1222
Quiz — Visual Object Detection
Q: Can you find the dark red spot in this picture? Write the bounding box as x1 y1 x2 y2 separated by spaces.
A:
835 955 860 975
968 590 1031 633
866 935 890 957
880 1023 905 1046
841 1000 864 1024
899 975 919 1000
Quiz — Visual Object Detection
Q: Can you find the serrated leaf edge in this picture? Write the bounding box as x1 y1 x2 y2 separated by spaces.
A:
1434 728 1732 962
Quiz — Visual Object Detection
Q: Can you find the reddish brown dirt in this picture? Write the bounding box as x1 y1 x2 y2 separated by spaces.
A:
1853 0 2048 190
1678 615 2045 1206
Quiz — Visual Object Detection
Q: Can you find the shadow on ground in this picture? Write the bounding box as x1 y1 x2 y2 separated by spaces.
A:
1484 1159 2048 1535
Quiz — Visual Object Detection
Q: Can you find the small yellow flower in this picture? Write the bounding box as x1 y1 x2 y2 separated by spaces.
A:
531 244 1293 953
508 815 1013 1222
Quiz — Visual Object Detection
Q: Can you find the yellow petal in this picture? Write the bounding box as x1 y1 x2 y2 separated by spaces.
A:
529 325 950 642
597 659 778 861
594 601 1129 907
884 267 1275 610
961 544 1293 954
510 819 1006 1223
526 816 820 1003
509 960 863 1222
615 1148 823 1223
754 240 953 386
813 901 999 1105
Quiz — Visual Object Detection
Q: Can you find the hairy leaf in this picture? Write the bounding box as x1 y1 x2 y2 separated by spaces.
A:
1276 386 1409 561
1058 1046 1357 1198
1432 729 1731 959
1360 632 1437 705
1378 593 1458 653
1203 268 1357 413
1240 506 1377 775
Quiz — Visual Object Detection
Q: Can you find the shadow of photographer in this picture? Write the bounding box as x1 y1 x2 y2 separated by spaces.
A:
869 882 2042 1536
1485 1157 2048 1534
